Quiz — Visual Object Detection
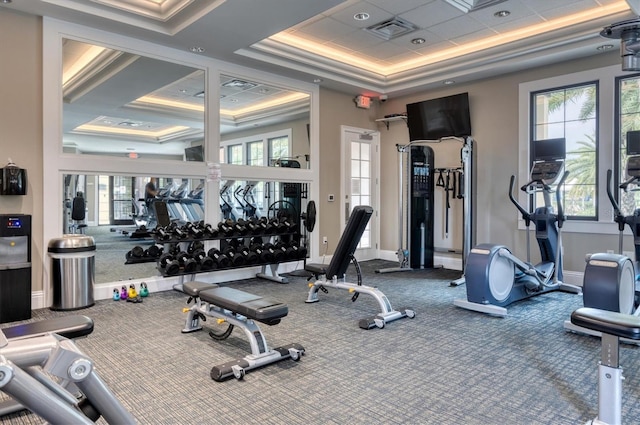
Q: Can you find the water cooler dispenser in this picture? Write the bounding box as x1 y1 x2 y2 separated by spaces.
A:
0 214 31 323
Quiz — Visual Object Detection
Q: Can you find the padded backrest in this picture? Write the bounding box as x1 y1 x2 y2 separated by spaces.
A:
71 193 86 221
324 205 373 279
153 200 171 227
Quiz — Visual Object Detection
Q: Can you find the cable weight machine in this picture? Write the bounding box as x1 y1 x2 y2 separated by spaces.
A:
376 136 474 279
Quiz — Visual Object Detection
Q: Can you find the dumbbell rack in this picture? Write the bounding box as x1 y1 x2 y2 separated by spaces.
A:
154 220 306 283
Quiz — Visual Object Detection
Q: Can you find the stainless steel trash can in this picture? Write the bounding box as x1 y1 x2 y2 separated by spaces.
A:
48 235 96 310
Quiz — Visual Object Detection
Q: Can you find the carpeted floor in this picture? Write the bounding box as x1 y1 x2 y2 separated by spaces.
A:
2 260 640 424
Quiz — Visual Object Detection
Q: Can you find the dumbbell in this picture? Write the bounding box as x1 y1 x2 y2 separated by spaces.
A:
188 240 204 254
158 253 180 275
192 249 216 271
263 243 286 263
145 244 163 259
172 226 188 240
236 245 259 265
203 223 219 238
250 242 274 263
207 248 231 268
294 242 308 259
175 251 198 273
276 241 300 260
222 246 246 267
217 221 235 237
227 219 249 236
154 226 172 242
269 218 287 234
125 245 145 261
185 222 204 239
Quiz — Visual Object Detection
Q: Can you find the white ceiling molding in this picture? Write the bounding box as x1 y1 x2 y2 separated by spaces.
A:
42 0 226 34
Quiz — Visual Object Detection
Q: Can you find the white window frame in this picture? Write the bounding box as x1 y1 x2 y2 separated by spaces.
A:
220 129 292 166
519 64 619 235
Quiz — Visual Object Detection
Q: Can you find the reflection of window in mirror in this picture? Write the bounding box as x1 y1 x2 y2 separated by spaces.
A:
219 73 311 168
61 38 205 162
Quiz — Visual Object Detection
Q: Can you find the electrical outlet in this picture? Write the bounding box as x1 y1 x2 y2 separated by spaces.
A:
322 236 328 244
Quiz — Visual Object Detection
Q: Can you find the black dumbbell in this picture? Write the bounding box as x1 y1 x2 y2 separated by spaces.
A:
185 222 204 239
222 246 246 267
263 243 286 263
276 241 299 260
207 248 231 268
145 244 163 259
218 221 235 237
236 245 259 265
202 223 219 238
192 249 216 271
125 245 145 261
159 253 180 275
269 218 287 234
188 240 204 254
175 251 198 273
250 242 274 263
155 226 172 242
172 226 188 240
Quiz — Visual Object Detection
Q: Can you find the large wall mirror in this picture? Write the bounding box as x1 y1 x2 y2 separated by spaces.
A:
219 73 311 169
62 38 205 160
45 25 318 292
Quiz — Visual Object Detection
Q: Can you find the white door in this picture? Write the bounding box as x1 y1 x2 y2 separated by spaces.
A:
342 126 379 260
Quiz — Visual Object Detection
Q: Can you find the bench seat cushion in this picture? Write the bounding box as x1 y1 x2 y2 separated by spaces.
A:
199 287 287 324
304 263 327 276
183 281 219 297
2 315 94 340
571 307 640 340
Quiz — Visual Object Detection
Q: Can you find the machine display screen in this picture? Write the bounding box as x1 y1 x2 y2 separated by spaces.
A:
7 218 21 229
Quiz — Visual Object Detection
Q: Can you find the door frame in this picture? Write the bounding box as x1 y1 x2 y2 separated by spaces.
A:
340 125 380 261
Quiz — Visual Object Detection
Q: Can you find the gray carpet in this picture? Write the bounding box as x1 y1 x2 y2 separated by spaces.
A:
3 260 640 424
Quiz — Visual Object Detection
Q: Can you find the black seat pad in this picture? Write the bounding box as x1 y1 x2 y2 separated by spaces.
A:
199 287 288 324
183 281 219 297
304 263 327 277
2 315 94 340
571 307 640 340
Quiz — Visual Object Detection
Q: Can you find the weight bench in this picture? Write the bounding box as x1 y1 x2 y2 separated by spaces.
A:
571 307 640 425
181 281 304 381
305 205 415 329
0 315 134 424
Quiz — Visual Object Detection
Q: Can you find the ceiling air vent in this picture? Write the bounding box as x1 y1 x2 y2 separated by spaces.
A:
444 0 507 13
365 17 418 41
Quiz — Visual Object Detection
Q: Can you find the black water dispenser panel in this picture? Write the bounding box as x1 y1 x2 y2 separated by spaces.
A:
0 160 27 195
0 214 31 323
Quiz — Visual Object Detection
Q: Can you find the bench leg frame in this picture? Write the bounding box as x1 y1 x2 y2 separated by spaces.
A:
182 298 304 381
306 276 415 329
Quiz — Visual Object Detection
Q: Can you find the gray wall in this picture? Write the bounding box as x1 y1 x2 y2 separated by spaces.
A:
0 11 44 291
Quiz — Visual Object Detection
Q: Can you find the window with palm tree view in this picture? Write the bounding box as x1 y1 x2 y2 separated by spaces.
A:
531 82 598 219
617 74 640 217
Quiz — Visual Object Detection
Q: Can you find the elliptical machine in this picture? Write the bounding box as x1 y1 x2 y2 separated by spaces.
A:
564 136 640 340
454 138 581 317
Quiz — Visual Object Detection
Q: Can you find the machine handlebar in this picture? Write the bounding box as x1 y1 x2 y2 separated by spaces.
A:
509 175 531 225
555 171 569 229
606 169 627 231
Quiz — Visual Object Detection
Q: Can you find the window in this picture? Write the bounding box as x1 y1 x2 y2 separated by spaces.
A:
269 136 289 165
616 74 640 216
247 140 264 166
531 82 598 219
220 129 291 167
227 144 243 165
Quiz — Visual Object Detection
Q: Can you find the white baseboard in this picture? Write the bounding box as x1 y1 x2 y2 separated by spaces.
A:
377 250 463 271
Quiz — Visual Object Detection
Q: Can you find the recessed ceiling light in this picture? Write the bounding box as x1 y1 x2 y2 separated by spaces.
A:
354 12 370 21
597 44 615 51
259 88 270 94
313 78 323 83
1 0 13 4
189 46 205 53
443 80 455 85
494 10 510 18
411 38 426 45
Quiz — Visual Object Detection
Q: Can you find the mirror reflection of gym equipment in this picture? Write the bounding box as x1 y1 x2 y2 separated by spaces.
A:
454 138 582 317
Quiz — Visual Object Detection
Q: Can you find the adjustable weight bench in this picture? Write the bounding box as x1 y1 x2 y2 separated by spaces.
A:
0 315 135 424
305 205 415 329
571 307 640 425
182 281 304 381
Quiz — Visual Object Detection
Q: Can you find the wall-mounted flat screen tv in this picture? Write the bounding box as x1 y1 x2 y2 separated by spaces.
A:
184 145 204 162
406 92 472 141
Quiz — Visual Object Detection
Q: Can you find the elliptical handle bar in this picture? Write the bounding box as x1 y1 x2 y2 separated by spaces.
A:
509 175 531 225
555 171 569 229
606 169 626 231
